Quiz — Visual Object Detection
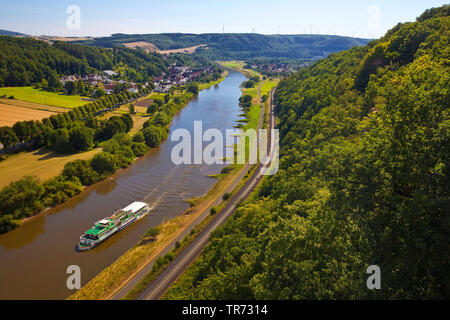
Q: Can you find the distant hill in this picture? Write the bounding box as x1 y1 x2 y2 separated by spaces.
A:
0 36 211 87
75 33 371 60
0 29 27 37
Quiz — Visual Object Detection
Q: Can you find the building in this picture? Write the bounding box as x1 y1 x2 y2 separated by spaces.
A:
128 85 139 94
103 70 118 77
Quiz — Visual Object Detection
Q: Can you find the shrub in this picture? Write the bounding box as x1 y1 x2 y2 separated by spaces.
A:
221 166 232 174
187 83 199 94
0 176 45 219
144 226 161 239
62 159 99 186
131 142 149 157
133 132 145 143
91 152 119 175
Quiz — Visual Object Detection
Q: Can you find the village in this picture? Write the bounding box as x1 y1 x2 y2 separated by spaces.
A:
245 61 311 76
59 64 217 96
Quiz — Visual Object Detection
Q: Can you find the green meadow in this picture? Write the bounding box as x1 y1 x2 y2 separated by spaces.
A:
0 87 89 109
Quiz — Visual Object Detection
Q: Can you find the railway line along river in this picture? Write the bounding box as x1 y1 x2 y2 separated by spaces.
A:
0 69 246 299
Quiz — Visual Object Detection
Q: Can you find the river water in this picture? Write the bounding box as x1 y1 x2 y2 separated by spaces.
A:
0 70 246 299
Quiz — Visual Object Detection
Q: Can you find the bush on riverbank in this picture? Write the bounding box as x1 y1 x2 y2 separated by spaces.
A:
0 77 224 234
0 175 84 233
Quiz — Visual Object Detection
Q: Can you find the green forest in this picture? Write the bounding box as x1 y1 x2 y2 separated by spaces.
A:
0 36 212 86
165 6 449 299
75 33 370 60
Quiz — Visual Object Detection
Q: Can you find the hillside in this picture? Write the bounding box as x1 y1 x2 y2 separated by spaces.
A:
0 36 210 87
165 5 450 299
75 33 371 60
0 29 27 36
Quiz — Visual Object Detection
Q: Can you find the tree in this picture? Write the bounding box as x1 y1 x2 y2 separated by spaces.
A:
64 81 75 94
121 113 133 132
147 103 158 114
154 112 170 126
187 83 199 94
0 176 45 219
153 98 163 108
0 126 19 149
131 142 149 157
55 128 72 153
12 121 30 142
243 80 256 88
62 159 99 185
142 125 166 148
47 70 62 92
144 226 161 240
94 88 105 98
75 79 85 95
91 152 119 175
69 126 94 152
129 104 136 114
114 82 128 94
239 94 253 109
100 116 126 140
133 132 145 143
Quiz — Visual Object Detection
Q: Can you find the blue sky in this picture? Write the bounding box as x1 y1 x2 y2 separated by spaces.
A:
0 0 448 38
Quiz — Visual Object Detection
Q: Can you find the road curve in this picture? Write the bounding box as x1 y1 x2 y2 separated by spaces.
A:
139 87 276 300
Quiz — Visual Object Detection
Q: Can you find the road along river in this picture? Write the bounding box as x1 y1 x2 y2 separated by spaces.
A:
0 70 246 299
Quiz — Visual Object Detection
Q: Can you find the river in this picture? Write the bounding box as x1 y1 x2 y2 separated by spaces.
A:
0 69 246 299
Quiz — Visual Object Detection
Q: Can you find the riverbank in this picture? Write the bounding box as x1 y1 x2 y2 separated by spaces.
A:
0 72 228 235
0 69 244 299
68 69 277 300
218 61 264 79
68 70 258 300
127 77 278 300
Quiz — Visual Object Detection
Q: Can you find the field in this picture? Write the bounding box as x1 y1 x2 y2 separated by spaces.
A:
0 98 67 113
260 79 280 96
134 99 153 109
219 61 245 70
0 87 90 109
123 41 158 53
158 44 207 55
0 104 57 126
33 36 92 43
0 147 102 188
147 93 166 100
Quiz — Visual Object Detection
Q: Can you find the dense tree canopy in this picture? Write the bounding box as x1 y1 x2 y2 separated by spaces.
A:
165 6 450 300
0 36 214 86
79 33 370 60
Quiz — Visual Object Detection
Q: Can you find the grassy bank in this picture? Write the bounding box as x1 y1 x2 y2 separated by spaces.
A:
161 84 278 300
198 71 229 90
68 71 259 300
65 73 230 299
218 61 260 79
162 166 267 300
68 159 249 300
68 69 276 300
122 209 216 300
137 81 278 300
